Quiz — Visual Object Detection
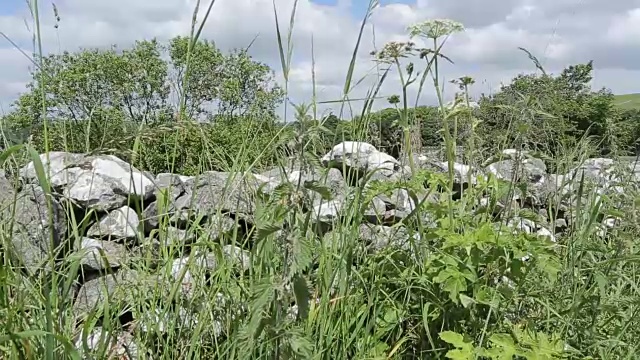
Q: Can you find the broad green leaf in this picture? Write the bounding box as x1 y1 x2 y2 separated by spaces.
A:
459 294 476 308
439 331 469 349
445 348 475 360
440 331 475 360
443 276 467 303
255 224 282 243
292 274 310 320
0 144 24 166
303 180 333 200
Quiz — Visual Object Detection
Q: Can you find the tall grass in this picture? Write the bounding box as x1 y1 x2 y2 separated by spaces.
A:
1 0 639 359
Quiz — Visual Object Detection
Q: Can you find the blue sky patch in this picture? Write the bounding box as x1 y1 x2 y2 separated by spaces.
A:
310 0 416 18
0 0 24 16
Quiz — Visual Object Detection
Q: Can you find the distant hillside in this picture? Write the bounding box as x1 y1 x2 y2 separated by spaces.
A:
614 93 640 110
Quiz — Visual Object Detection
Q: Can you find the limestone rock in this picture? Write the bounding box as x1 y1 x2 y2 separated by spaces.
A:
20 152 155 212
321 141 402 180
77 237 128 271
87 205 140 240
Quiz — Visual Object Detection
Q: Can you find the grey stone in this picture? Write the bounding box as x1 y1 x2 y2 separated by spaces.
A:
142 199 177 230
74 327 139 359
73 269 143 320
485 157 546 184
87 205 139 240
77 237 128 271
160 226 194 246
363 196 387 222
322 141 402 180
3 185 68 274
358 224 417 251
147 173 185 201
20 152 155 212
176 171 259 216
310 199 343 224
414 157 476 186
222 245 251 271
322 224 418 253
202 214 238 241
376 188 416 212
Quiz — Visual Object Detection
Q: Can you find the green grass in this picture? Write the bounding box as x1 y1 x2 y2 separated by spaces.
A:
1 1 640 359
614 93 640 110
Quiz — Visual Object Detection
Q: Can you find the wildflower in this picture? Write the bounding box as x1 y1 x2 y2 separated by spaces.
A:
450 76 476 90
373 41 415 63
407 19 464 40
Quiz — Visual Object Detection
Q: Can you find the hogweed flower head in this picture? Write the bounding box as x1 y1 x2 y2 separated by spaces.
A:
408 19 464 40
373 41 415 63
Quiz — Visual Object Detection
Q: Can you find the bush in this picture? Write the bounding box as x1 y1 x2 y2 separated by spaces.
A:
474 61 629 158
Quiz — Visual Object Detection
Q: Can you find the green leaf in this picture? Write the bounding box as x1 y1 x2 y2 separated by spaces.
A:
0 330 81 360
439 331 467 349
459 294 476 308
288 230 314 276
244 278 276 341
27 147 52 196
487 333 519 359
474 285 501 308
439 331 475 360
303 180 333 200
255 224 282 243
443 276 467 303
445 349 475 360
0 330 48 343
285 327 314 357
0 144 24 166
434 267 467 303
292 274 310 320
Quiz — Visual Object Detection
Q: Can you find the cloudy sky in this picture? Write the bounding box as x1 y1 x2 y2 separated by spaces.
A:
0 0 639 119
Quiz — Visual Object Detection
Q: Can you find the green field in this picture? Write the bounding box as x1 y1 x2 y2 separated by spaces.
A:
614 93 640 110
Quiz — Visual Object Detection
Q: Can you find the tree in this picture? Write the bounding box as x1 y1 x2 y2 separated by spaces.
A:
119 40 170 123
8 36 284 127
168 38 284 120
476 61 618 156
1 35 289 175
2 40 170 154
168 36 224 118
354 106 448 159
216 49 284 119
13 40 169 126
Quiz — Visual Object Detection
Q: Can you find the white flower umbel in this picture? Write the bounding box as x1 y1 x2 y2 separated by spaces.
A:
407 19 465 40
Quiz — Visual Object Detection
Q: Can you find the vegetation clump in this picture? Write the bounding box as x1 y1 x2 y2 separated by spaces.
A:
0 1 639 359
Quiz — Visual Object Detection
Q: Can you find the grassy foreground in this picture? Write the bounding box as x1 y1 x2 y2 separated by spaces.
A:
1 1 640 359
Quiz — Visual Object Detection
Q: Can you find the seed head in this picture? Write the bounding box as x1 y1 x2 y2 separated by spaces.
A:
373 41 415 63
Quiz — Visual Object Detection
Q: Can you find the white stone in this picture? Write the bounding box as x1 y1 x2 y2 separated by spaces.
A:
91 156 154 197
312 200 343 223
87 206 139 239
535 227 556 243
20 152 155 211
322 141 399 177
78 237 127 270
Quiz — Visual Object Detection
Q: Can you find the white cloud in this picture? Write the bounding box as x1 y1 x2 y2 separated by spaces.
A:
0 0 638 117
606 8 640 46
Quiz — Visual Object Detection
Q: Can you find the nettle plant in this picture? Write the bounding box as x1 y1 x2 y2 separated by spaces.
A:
354 165 565 356
439 326 567 359
361 20 568 357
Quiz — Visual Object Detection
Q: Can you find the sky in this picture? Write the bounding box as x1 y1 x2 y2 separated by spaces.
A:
0 0 639 119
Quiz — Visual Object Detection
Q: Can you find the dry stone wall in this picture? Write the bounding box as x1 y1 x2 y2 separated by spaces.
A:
2 142 637 357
